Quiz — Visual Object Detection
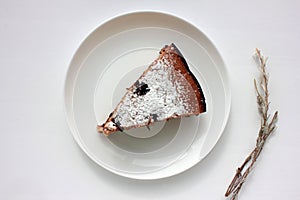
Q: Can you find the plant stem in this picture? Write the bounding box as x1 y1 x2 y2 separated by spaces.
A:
225 49 278 200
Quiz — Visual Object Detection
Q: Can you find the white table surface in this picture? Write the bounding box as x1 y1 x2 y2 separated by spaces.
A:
1 0 299 199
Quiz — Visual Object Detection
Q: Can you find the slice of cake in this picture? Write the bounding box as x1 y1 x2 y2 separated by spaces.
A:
97 43 206 136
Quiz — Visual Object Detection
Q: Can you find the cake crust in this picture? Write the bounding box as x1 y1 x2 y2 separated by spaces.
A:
97 43 206 136
161 44 206 113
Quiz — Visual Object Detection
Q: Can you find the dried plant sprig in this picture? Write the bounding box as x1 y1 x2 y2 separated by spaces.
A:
225 49 278 200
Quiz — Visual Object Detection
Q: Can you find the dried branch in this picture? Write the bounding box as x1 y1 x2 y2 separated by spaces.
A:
225 49 279 200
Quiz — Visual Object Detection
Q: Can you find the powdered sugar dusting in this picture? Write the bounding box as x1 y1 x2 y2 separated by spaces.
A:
112 53 199 129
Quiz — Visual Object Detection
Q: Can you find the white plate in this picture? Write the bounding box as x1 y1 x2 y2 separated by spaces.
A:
64 11 231 179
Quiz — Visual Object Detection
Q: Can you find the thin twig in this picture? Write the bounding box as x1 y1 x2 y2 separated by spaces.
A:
225 49 279 200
